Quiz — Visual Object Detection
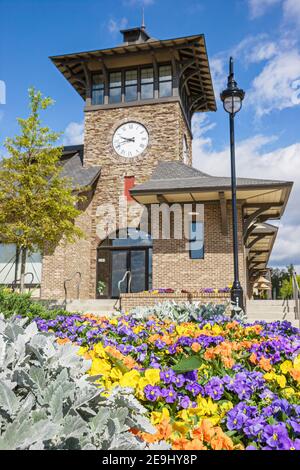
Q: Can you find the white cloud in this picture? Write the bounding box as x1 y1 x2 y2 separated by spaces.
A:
283 0 300 26
249 0 281 18
210 56 227 98
271 224 300 264
0 80 6 105
233 35 278 64
192 115 300 268
63 121 84 146
249 49 300 116
108 17 128 35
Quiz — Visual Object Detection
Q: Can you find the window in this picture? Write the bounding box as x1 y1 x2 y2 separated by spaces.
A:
125 70 138 102
141 67 154 100
0 244 42 285
109 72 122 103
159 65 172 98
92 74 104 105
189 221 204 259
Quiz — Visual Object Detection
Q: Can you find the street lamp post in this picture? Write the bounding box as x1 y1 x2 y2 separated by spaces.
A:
221 57 245 311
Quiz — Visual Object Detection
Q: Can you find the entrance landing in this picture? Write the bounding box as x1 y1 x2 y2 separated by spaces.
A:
66 299 117 316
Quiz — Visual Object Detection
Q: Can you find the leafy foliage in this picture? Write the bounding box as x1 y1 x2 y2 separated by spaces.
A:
0 288 68 321
0 88 84 290
279 275 300 299
131 301 229 323
0 315 162 450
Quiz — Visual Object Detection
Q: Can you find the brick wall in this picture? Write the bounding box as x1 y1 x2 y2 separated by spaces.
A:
151 203 246 293
120 292 230 311
40 191 94 300
85 101 192 298
41 101 192 299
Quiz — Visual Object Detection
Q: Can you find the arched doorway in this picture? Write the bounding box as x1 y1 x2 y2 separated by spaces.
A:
97 228 152 298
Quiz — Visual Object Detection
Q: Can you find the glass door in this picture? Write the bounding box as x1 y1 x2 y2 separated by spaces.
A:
130 250 146 293
111 250 128 298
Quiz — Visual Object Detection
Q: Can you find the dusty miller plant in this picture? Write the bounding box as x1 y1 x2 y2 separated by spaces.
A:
0 315 169 450
130 301 229 323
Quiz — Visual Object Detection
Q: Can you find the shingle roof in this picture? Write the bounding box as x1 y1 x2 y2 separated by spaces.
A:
131 161 291 194
60 145 101 190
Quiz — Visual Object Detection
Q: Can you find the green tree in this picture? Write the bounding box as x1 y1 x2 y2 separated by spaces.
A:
0 88 84 292
270 267 291 299
280 275 300 299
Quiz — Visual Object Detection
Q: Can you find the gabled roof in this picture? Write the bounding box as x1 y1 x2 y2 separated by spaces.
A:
60 145 101 190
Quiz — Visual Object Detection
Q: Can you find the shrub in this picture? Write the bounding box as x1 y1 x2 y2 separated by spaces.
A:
0 288 68 321
0 315 165 450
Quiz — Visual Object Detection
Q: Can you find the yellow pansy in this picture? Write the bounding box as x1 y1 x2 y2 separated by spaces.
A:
93 343 108 358
280 360 293 375
89 358 111 376
77 346 88 356
150 408 170 425
293 354 300 371
109 318 118 326
172 421 190 435
212 324 222 335
110 367 123 381
282 387 295 399
264 371 276 381
176 409 191 422
119 370 141 388
203 323 212 331
207 415 221 426
219 401 234 415
276 375 287 389
196 397 218 416
144 368 161 385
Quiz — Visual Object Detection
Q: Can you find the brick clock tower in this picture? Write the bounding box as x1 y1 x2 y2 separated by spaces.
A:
44 25 216 300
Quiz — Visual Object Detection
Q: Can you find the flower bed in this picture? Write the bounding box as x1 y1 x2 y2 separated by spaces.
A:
36 314 300 451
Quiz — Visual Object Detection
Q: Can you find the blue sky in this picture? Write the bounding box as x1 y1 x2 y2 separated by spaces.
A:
1 0 300 271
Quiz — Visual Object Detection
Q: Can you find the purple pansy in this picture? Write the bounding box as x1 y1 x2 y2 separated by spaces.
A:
144 385 161 402
161 386 177 404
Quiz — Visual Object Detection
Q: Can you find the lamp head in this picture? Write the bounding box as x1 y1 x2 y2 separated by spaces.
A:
220 57 245 115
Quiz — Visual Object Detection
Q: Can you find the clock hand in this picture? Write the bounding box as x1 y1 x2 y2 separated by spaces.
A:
120 136 135 142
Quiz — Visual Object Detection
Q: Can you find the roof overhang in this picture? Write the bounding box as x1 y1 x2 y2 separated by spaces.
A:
130 169 292 276
50 34 216 113
131 181 292 215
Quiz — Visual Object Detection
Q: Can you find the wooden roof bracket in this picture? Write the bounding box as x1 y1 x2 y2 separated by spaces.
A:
243 204 273 240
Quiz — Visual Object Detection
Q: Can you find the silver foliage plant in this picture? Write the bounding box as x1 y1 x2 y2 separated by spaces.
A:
0 315 169 450
130 301 233 323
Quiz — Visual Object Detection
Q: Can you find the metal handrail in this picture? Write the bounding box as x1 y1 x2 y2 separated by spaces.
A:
292 271 300 324
11 272 35 292
118 270 132 296
64 271 82 303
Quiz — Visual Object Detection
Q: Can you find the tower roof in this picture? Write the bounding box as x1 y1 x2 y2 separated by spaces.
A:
50 33 216 113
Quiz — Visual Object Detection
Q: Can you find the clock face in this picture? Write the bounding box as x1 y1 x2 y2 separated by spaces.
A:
113 122 149 158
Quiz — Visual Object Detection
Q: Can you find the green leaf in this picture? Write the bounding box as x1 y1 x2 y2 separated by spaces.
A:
172 354 202 372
